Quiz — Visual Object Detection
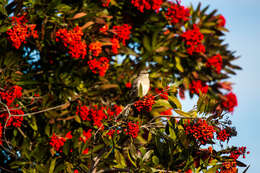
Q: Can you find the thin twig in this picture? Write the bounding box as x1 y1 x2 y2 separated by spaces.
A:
146 115 200 125
17 127 27 138
0 166 16 173
0 100 14 151
97 168 130 173
11 102 69 117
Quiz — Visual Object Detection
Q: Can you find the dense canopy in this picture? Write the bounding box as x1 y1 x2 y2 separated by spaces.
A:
0 0 249 172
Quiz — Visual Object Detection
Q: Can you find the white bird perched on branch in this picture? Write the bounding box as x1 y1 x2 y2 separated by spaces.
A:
130 69 150 99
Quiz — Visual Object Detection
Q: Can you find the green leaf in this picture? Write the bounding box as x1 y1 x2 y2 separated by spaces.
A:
49 158 56 173
174 109 193 117
169 125 176 141
205 164 221 173
143 35 151 51
30 117 38 131
200 29 215 34
168 95 182 110
56 3 71 12
152 156 159 165
175 57 184 72
0 25 10 33
153 99 171 109
127 150 137 167
114 149 126 167
129 143 138 160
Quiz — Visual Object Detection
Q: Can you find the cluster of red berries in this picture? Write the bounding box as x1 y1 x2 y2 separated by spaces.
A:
130 0 163 13
134 94 155 112
125 121 140 138
101 0 111 7
155 87 169 100
221 92 238 112
56 26 87 59
0 85 23 106
218 161 237 173
0 86 24 128
7 15 38 49
217 129 231 142
113 24 132 46
181 24 205 55
229 146 249 160
106 105 122 119
88 57 110 76
79 129 92 155
206 54 223 74
160 108 173 116
100 24 109 34
189 80 208 94
99 24 120 54
110 38 120 54
106 129 120 137
79 129 92 143
0 109 24 128
125 82 132 89
89 41 102 57
49 131 72 152
184 119 215 145
76 104 122 128
165 3 190 25
218 15 226 27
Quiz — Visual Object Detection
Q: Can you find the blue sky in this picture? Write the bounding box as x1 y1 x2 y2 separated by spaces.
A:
180 0 260 172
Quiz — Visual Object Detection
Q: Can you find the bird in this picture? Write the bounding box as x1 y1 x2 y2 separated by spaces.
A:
129 69 150 100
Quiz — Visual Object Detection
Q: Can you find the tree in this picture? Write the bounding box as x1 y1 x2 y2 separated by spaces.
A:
0 0 249 172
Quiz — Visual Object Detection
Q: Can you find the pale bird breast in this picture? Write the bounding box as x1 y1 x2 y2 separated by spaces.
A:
140 80 150 96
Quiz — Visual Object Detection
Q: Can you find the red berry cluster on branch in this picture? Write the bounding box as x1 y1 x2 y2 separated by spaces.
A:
125 121 140 138
131 0 163 13
155 88 169 100
49 131 72 152
56 26 87 59
134 94 155 112
88 57 110 76
79 129 92 143
113 24 132 46
221 92 238 112
217 129 231 142
111 38 120 54
206 54 223 74
218 161 237 173
106 105 122 119
0 109 24 127
49 133 66 152
0 86 24 129
100 24 109 34
76 104 122 128
165 3 190 25
184 119 215 145
218 15 226 27
229 146 249 160
101 0 111 7
160 108 173 116
7 15 38 49
0 85 22 106
125 82 132 89
89 41 103 57
189 80 208 94
181 24 205 55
